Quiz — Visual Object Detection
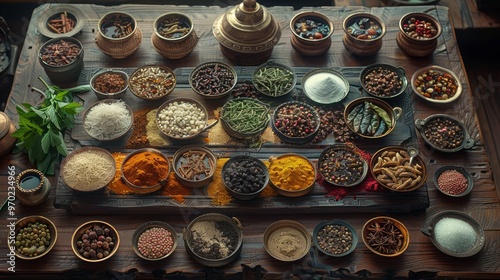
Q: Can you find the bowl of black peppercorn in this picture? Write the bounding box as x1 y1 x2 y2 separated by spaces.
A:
415 114 474 153
222 155 269 200
272 101 320 144
313 219 357 257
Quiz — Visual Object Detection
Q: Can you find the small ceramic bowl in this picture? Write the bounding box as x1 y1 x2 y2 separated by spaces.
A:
290 11 334 56
120 148 170 194
183 213 243 267
268 153 316 197
95 12 142 59
313 219 357 257
132 221 178 261
370 146 427 192
411 65 462 103
264 220 311 262
189 61 237 99
362 216 409 257
342 12 386 56
272 101 320 144
415 114 474 152
129 65 176 100
220 98 270 141
222 155 269 200
71 220 120 262
317 143 368 187
14 216 58 260
433 166 473 197
152 12 198 59
360 63 408 99
37 5 84 38
301 68 350 105
38 36 84 84
344 97 402 139
397 12 442 57
172 145 217 188
82 99 133 141
421 210 484 257
252 61 296 97
90 69 129 99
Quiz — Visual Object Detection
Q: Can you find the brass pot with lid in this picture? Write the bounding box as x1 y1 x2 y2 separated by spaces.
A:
0 112 17 156
212 0 281 65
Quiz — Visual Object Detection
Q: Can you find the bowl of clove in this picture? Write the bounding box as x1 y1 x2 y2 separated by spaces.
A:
189 61 237 99
362 216 410 257
172 145 217 188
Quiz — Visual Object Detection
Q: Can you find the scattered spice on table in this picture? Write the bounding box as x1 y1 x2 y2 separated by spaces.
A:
40 39 81 66
161 172 192 203
127 108 151 149
253 65 294 97
122 150 169 187
47 11 75 34
316 223 353 255
365 218 405 255
146 109 170 146
346 17 382 40
437 169 468 195
207 158 233 205
84 100 132 140
294 17 330 39
61 149 115 191
312 107 355 143
414 69 458 100
137 227 174 259
188 220 238 259
267 226 308 260
107 152 133 195
269 154 315 192
402 17 438 39
433 217 477 253
16 221 52 257
423 117 464 150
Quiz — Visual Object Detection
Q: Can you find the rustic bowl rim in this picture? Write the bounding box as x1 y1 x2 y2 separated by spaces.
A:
272 100 320 144
189 61 237 99
14 215 58 260
411 65 462 104
252 61 297 97
222 155 270 200
433 165 474 197
98 11 137 41
38 36 83 68
342 12 386 42
313 219 357 257
398 12 443 41
129 64 176 100
362 216 410 257
37 5 85 39
71 220 120 262
153 12 194 41
289 11 335 42
318 143 368 187
82 99 133 141
172 145 217 188
90 69 129 99
360 63 408 99
263 220 311 261
268 153 317 197
301 68 350 104
132 221 178 261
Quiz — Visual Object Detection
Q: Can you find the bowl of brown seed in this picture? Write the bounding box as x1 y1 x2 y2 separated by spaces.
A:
71 220 120 262
129 65 176 100
313 219 357 257
189 61 237 99
172 145 217 188
415 114 474 153
152 12 198 59
360 63 408 99
90 69 129 100
362 216 409 257
95 12 142 59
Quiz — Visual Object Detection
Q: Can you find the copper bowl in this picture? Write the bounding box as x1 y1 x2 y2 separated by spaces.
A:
290 11 334 56
362 216 410 257
397 12 442 57
71 220 120 262
13 216 58 260
152 12 198 59
342 12 386 56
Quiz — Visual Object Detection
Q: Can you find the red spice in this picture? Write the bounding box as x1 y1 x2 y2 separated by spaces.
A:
437 169 468 195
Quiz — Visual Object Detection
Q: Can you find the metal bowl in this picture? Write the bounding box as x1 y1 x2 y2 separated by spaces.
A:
421 210 484 257
71 220 120 262
313 219 357 257
264 220 311 262
360 63 408 99
37 5 85 38
222 155 269 200
90 69 129 100
411 65 462 103
189 61 237 99
317 143 368 187
82 99 133 141
129 65 176 100
132 221 178 261
362 216 409 257
272 101 320 144
220 98 270 141
172 145 217 188
13 216 58 260
120 148 170 194
252 61 296 97
302 68 349 104
415 114 474 152
433 165 473 197
268 153 316 197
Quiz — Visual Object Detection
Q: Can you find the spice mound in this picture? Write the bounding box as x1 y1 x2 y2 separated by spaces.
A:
137 227 175 259
61 148 115 191
157 100 207 138
16 221 52 258
346 101 392 137
129 65 176 99
84 100 132 140
433 217 477 253
316 223 354 256
267 226 308 260
122 151 169 187
423 117 464 150
346 17 382 40
188 220 239 259
362 67 403 97
371 148 424 191
437 169 468 196
414 69 458 100
364 218 406 255
269 154 315 192
39 39 81 66
75 223 116 260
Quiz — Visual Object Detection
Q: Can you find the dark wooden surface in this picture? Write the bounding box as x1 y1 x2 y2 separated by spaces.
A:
1 3 499 279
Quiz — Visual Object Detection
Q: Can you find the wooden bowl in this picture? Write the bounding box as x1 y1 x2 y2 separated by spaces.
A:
71 220 120 262
362 216 409 257
95 12 142 59
129 65 176 100
397 12 442 57
132 221 178 261
13 216 58 260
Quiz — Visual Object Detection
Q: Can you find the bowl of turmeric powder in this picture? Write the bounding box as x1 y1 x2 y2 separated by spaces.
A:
120 148 171 194
268 153 316 197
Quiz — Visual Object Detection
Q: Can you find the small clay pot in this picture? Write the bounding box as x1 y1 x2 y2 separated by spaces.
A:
95 12 142 59
342 12 386 56
290 11 334 56
152 12 198 59
396 12 442 57
15 169 51 206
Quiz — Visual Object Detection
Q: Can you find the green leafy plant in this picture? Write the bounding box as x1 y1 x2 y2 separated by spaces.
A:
12 77 90 175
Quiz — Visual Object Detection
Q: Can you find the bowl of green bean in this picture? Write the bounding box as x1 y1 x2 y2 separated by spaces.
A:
252 61 296 97
220 98 271 141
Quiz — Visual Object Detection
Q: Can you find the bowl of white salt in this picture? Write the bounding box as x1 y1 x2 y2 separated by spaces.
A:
302 68 350 105
421 210 485 257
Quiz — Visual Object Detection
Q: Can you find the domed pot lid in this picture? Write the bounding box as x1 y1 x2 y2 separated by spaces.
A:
212 0 281 53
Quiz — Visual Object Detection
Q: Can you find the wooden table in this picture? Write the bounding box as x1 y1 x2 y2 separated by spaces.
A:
1 3 499 279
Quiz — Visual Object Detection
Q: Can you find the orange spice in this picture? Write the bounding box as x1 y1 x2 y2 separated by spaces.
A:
259 159 278 197
108 152 133 195
207 158 232 206
161 172 192 203
127 108 152 149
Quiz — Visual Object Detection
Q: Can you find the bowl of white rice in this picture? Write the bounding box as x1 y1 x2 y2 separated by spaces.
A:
83 99 133 141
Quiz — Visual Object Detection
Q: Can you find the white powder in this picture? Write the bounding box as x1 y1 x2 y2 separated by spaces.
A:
433 217 477 253
304 72 347 103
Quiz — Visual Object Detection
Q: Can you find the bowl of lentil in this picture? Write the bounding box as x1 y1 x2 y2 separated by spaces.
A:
222 155 269 200
421 210 484 258
37 5 85 39
152 12 198 59
90 69 129 100
71 220 120 262
95 12 142 59
362 216 409 257
183 213 243 267
272 101 320 144
252 61 296 97
344 97 402 139
38 36 84 84
360 63 408 99
268 153 316 197
189 61 237 99
313 219 357 257
132 221 177 261
264 220 311 262
433 166 473 197
318 143 368 187
342 12 386 56
370 146 427 192
129 65 176 100
14 215 57 260
220 98 270 141
411 65 462 103
172 145 217 188
301 68 350 105
83 99 133 141
289 11 334 56
397 12 442 57
415 114 474 152
156 98 214 140
120 148 171 194
60 146 116 192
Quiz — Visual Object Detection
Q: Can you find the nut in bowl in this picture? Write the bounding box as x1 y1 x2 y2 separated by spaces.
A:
362 216 409 257
318 143 368 187
252 61 296 97
90 69 129 99
221 98 270 141
14 216 57 260
264 220 311 262
397 12 442 57
313 220 357 257
342 12 386 56
415 114 474 152
272 101 320 144
370 146 427 192
71 220 120 262
290 11 334 56
172 145 217 188
121 148 171 194
411 65 462 103
189 61 237 99
83 99 133 141
268 153 316 197
129 65 176 100
222 155 269 200
433 166 473 197
132 221 177 261
360 63 408 99
152 12 198 59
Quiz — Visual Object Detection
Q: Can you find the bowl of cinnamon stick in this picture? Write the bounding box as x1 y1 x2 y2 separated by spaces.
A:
37 5 84 38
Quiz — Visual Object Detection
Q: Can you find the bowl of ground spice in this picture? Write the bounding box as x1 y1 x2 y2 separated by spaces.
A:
90 69 129 99
360 63 408 99
189 61 237 99
313 219 357 257
60 146 116 192
183 213 243 267
129 65 176 100
152 12 198 59
264 220 311 262
415 114 474 152
252 61 296 97
71 220 120 262
301 68 350 105
132 221 177 261
421 210 484 257
362 216 409 257
397 12 442 57
222 155 269 200
172 145 217 188
120 148 170 194
342 12 386 56
411 65 462 103
433 166 473 197
14 215 58 260
318 143 368 187
83 99 133 141
268 153 316 197
272 101 320 144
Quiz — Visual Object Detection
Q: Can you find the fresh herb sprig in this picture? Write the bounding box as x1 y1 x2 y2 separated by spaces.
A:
12 77 90 175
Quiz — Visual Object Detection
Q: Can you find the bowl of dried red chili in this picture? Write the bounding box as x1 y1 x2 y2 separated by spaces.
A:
362 216 410 257
411 65 462 103
433 166 473 197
